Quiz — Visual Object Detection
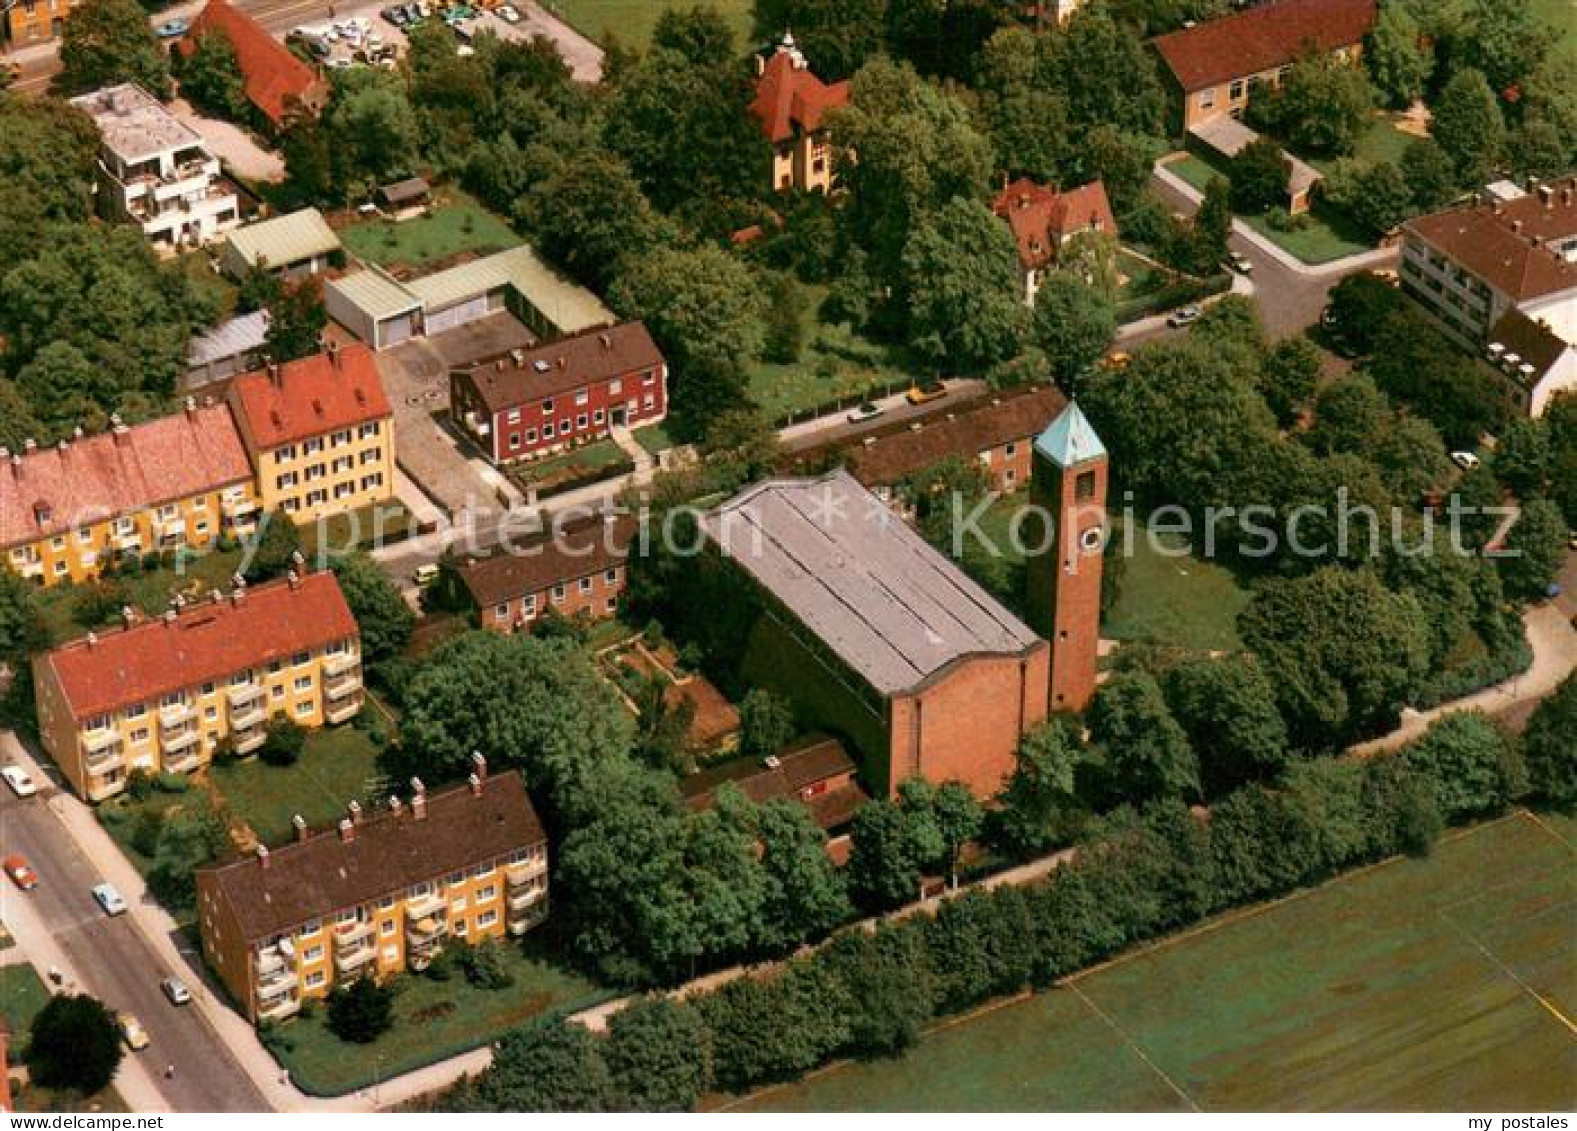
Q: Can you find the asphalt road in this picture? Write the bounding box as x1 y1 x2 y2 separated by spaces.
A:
0 784 268 1112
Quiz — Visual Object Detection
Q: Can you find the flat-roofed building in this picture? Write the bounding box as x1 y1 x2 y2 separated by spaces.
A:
196 760 548 1023
69 84 240 249
32 570 363 801
0 400 258 588
450 323 667 464
226 343 395 523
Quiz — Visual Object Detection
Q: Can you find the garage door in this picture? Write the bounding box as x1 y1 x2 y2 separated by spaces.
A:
379 313 417 348
424 294 491 335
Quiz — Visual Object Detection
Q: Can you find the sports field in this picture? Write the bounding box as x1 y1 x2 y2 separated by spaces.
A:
737 811 1577 1111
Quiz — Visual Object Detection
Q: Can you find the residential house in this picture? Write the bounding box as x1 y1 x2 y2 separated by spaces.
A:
196 759 548 1023
179 0 329 129
5 0 82 45
450 323 667 464
681 735 870 839
1150 0 1376 133
990 178 1118 306
219 208 342 281
226 344 396 523
1485 309 1577 418
459 514 636 632
32 570 363 802
325 246 615 350
837 385 1069 496
749 33 849 194
69 84 240 249
0 400 258 588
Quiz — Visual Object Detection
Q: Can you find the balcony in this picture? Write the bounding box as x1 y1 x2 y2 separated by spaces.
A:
333 940 376 974
505 859 545 888
230 702 265 732
508 903 548 936
226 681 262 707
151 514 186 540
222 495 259 520
234 726 266 755
16 559 43 580
163 745 202 775
325 697 362 725
507 884 547 914
257 992 301 1022
325 671 362 701
159 702 194 730
82 725 121 754
83 742 125 773
335 918 374 945
405 891 444 921
322 652 358 678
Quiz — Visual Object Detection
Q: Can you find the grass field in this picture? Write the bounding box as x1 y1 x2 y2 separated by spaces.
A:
1166 154 1372 265
550 0 751 48
268 938 606 1096
0 965 50 1038
36 549 246 646
737 811 1577 1112
211 725 386 846
339 192 516 272
1103 520 1251 653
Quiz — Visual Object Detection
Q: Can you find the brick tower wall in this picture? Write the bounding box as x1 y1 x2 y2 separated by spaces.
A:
1026 448 1107 713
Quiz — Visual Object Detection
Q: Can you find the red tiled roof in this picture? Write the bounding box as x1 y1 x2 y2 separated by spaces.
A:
181 0 325 126
991 178 1118 272
228 344 393 451
1151 0 1376 93
1405 183 1577 302
38 571 358 721
0 404 252 549
681 736 869 831
750 49 849 145
452 322 664 415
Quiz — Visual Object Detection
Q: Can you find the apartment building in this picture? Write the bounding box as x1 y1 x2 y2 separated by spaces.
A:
450 323 666 465
227 344 396 523
1151 0 1375 133
69 84 240 249
5 0 83 45
0 400 259 589
750 33 849 194
32 571 363 802
195 760 549 1023
459 514 636 633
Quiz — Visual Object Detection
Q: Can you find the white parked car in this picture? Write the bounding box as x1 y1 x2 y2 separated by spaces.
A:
497 3 521 21
846 402 884 424
1450 451 1482 471
93 882 128 916
1 765 37 797
1166 305 1203 328
161 976 192 1006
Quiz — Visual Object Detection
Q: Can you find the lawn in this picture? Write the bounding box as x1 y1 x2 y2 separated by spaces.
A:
632 421 677 457
211 724 387 847
299 500 420 563
1164 154 1371 266
1102 517 1252 653
0 964 50 1039
509 439 634 498
338 192 517 272
549 0 751 48
36 548 247 647
738 810 1577 1111
266 937 609 1097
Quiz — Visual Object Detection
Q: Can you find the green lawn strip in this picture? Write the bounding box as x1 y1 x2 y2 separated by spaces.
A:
338 193 517 271
550 0 751 48
632 421 677 457
266 938 610 1097
745 813 1576 1112
746 297 913 423
0 965 50 1038
36 548 248 646
1102 518 1249 653
211 725 384 847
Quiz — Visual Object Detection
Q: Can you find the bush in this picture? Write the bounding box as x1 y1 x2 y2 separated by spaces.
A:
326 975 395 1044
259 717 306 767
459 942 515 990
124 767 156 801
154 771 189 793
1522 673 1577 806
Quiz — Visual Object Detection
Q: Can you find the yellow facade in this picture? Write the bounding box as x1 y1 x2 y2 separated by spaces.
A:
253 418 395 525
5 481 259 589
772 132 836 194
212 844 548 1022
34 632 363 803
4 0 82 44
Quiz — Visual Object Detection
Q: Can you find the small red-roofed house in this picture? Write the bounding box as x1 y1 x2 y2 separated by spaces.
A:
749 32 849 194
990 177 1118 307
180 0 328 130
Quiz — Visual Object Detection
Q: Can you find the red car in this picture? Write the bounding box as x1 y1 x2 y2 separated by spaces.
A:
4 855 37 891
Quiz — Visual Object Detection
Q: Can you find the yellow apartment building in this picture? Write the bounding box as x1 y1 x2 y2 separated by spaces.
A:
0 400 259 588
195 762 549 1023
31 570 363 802
226 343 396 525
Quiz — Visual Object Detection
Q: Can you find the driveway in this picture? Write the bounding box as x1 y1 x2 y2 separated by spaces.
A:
377 314 534 518
482 4 603 82
168 98 285 183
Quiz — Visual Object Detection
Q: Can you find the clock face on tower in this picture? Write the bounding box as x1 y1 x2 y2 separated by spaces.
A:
1079 524 1104 554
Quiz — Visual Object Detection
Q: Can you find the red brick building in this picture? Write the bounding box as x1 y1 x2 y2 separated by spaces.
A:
450 323 667 465
458 514 636 632
991 178 1118 307
180 0 328 129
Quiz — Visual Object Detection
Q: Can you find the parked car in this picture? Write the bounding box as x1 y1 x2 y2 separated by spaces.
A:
1223 251 1253 275
1 765 37 797
4 855 37 891
1166 305 1202 328
413 563 441 588
1450 450 1482 471
906 381 947 406
155 17 189 37
116 1012 150 1051
92 882 128 916
381 5 408 25
846 402 884 424
1099 351 1131 371
160 976 192 1006
497 2 521 20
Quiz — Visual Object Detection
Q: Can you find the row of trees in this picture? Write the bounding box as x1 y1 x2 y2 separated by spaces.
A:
430 704 1549 1110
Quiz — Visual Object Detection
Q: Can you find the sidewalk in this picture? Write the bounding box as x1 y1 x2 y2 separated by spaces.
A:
1115 270 1254 342
1151 160 1399 279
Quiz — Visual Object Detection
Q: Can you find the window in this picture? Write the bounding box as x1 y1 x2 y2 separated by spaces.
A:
50 536 65 551
593 409 605 425
272 686 285 700
642 373 655 386
332 456 353 473
540 399 554 414
358 422 380 440
130 727 150 744
542 423 555 440
1229 78 1245 100
604 568 618 585
303 944 324 962
334 483 353 499
506 409 521 424
495 603 509 620
522 595 537 617
575 390 589 406
360 474 384 492
509 433 520 450
304 438 324 456
454 920 468 937
524 429 537 445
452 896 468 913
77 527 92 543
359 448 381 465
381 921 396 937
643 395 655 409
551 583 565 603
294 700 313 717
477 885 497 902
275 472 298 490
578 576 592 595
276 445 296 463
204 705 218 721
331 429 351 447
304 971 326 989
126 703 147 720
293 651 310 667
478 910 498 929
1198 89 1216 110
1075 470 1097 501
305 464 325 482
609 379 622 396
378 895 396 910
606 596 618 612
576 413 588 430
294 675 313 692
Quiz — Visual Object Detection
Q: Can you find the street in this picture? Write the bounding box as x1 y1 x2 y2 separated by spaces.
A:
0 763 269 1111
